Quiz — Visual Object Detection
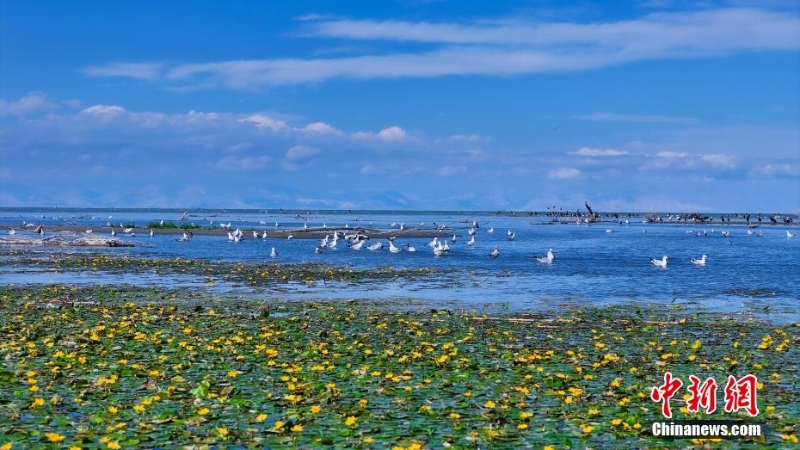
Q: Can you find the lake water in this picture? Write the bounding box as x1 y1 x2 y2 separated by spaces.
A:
1 208 798 321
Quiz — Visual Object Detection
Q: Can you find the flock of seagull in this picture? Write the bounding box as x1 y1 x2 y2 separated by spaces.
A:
6 217 796 268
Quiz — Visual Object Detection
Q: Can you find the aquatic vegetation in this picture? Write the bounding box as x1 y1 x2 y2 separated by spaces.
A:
0 251 452 289
0 286 797 448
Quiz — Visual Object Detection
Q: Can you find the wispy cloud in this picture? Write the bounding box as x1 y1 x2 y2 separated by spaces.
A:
574 112 699 124
572 146 629 156
83 7 800 89
239 114 289 131
83 62 163 80
548 167 581 179
354 126 410 142
0 93 58 116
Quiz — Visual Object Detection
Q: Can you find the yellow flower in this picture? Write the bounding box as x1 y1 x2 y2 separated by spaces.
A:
518 423 528 430
581 425 594 434
255 413 267 422
227 370 237 378
449 412 461 419
484 401 496 408
359 399 368 407
108 406 118 414
30 398 44 408
198 407 209 416
544 447 555 450
363 437 374 444
274 421 285 430
345 416 358 427
216 427 229 437
44 433 65 443
290 424 303 433
310 405 321 414
1 443 12 450
133 404 145 413
107 442 121 450
611 418 623 426
520 411 533 419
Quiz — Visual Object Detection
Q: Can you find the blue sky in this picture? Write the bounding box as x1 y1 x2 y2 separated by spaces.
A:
1 0 798 212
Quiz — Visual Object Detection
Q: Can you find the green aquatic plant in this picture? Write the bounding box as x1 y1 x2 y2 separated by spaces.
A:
0 285 797 449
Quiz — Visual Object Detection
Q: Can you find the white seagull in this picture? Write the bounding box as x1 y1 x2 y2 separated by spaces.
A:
490 245 500 259
650 255 668 268
149 229 154 237
350 239 365 250
536 248 555 264
787 230 795 238
406 243 416 252
110 229 116 236
690 254 707 266
388 239 402 253
270 247 278 258
487 227 494 234
367 242 383 251
8 229 15 235
507 230 516 241
466 235 475 247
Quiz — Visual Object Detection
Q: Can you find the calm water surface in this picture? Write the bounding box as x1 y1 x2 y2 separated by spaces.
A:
1 208 798 321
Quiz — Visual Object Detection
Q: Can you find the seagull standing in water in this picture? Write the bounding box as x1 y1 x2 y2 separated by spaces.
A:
490 245 499 259
507 230 516 241
536 248 554 264
406 243 416 252
270 247 277 258
690 255 707 266
650 255 668 268
388 239 402 253
787 230 795 238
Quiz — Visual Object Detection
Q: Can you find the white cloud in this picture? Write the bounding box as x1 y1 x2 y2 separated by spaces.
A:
655 151 690 158
86 8 800 88
239 114 288 131
303 121 342 135
285 145 319 161
80 104 126 117
0 93 58 116
754 164 798 177
354 126 409 142
435 165 467 176
186 110 220 122
83 62 163 80
449 133 490 142
548 167 581 179
700 153 736 168
377 126 408 142
573 146 629 156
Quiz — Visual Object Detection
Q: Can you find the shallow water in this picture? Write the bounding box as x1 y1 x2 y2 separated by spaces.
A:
2 208 798 322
